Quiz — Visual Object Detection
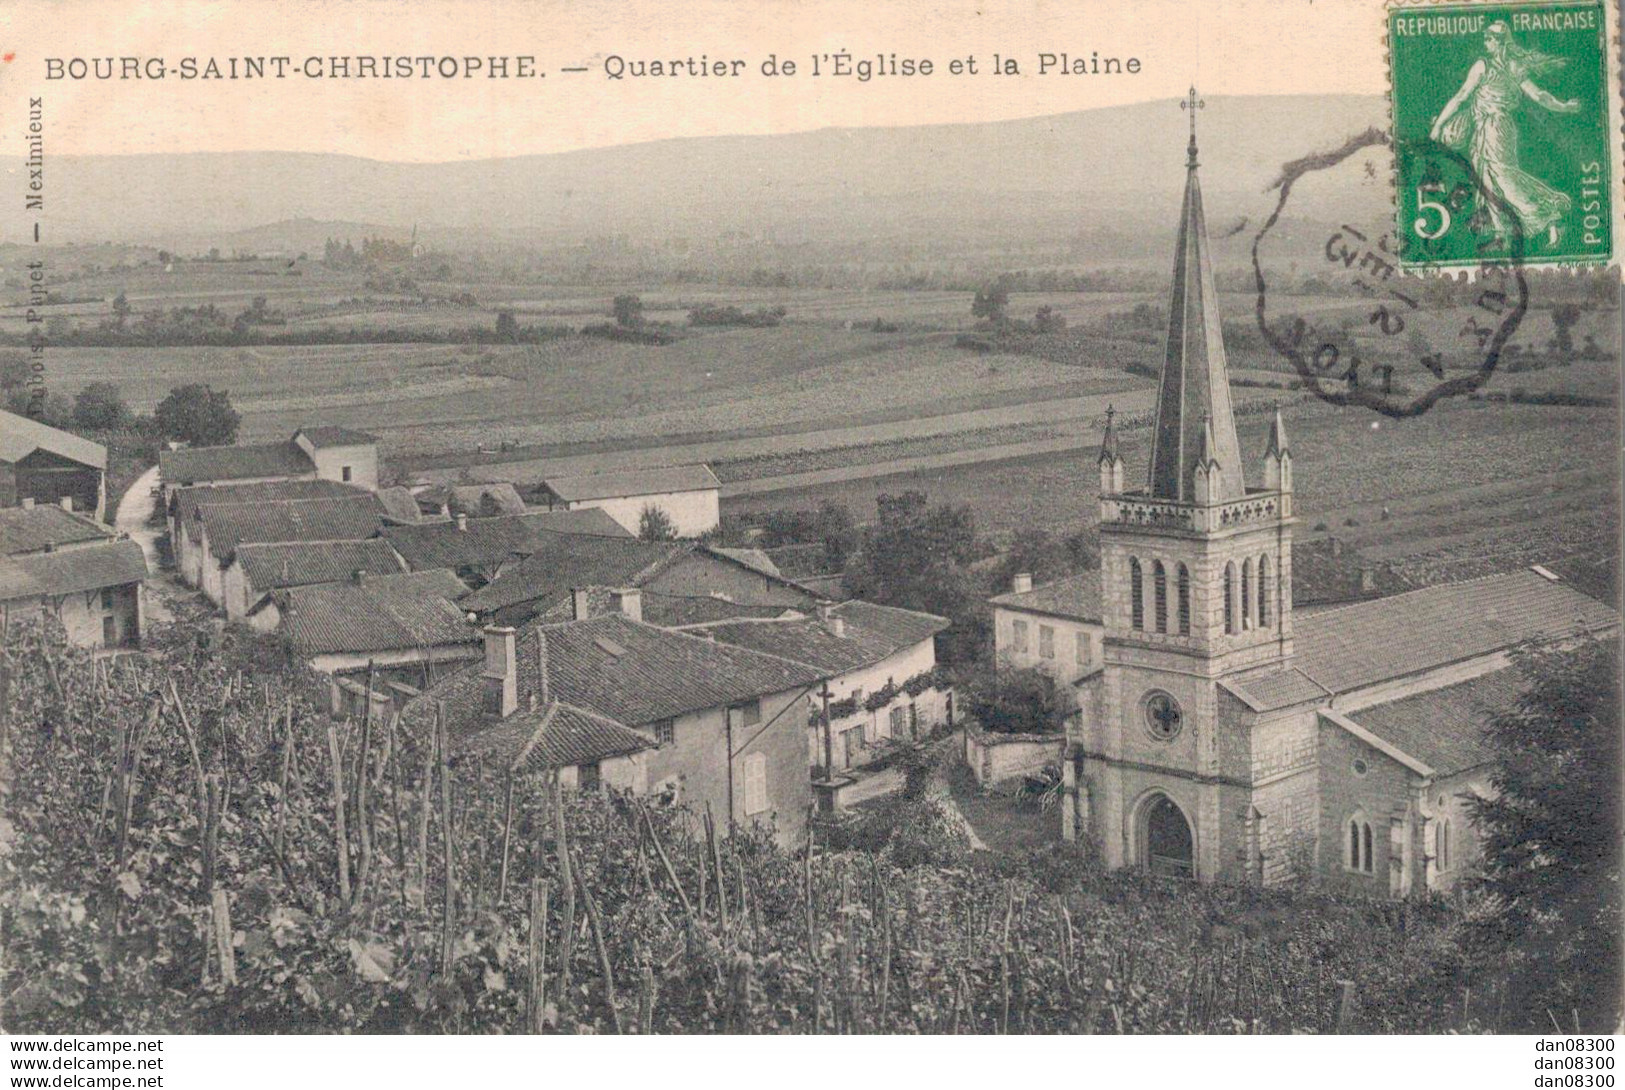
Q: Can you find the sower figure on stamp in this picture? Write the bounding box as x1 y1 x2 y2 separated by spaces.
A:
1429 19 1582 252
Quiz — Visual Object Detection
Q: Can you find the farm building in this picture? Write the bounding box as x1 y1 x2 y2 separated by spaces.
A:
225 537 409 623
402 609 830 846
457 536 820 628
538 464 721 538
0 408 107 521
0 503 146 648
159 425 379 499
1055 115 1622 898
686 600 951 780
169 479 374 584
989 570 1105 686
190 494 387 606
256 567 480 675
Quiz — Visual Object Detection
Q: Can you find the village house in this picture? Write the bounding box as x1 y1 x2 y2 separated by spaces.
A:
402 608 829 845
1055 113 1621 897
158 425 379 501
686 600 950 781
256 567 480 675
0 408 108 521
989 570 1104 686
225 537 409 623
0 502 147 648
457 535 820 628
169 479 375 585
537 463 721 538
191 495 387 606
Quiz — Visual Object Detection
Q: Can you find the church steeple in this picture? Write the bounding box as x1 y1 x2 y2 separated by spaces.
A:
1147 88 1245 504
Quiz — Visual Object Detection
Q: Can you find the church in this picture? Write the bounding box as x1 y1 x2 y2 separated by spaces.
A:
1001 96 1620 897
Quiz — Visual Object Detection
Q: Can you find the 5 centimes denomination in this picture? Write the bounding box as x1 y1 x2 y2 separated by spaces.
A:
1388 0 1612 268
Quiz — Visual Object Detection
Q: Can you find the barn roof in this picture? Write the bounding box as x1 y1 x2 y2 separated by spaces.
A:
235 538 407 593
160 440 314 485
197 495 385 560
0 409 107 470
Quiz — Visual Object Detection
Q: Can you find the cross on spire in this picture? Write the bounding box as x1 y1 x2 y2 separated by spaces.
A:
1179 85 1205 166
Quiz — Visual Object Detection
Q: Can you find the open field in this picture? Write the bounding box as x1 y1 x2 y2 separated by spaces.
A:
724 398 1620 584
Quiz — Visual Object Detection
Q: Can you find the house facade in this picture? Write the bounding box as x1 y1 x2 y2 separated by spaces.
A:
403 610 828 846
1061 112 1620 898
539 464 721 538
0 503 146 648
989 571 1104 686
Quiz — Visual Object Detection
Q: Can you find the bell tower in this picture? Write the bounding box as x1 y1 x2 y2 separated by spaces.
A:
1082 90 1296 882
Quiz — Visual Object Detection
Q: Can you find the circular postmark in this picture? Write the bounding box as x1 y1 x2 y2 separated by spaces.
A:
1250 129 1529 418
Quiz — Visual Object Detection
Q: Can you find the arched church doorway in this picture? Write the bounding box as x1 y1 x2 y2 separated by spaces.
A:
1142 794 1194 879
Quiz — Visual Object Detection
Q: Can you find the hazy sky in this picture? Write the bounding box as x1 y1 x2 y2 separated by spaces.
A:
0 0 1386 162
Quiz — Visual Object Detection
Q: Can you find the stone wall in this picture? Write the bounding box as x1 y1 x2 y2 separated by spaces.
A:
963 722 1065 787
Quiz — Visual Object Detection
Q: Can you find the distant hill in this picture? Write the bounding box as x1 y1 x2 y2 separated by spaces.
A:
15 94 1387 252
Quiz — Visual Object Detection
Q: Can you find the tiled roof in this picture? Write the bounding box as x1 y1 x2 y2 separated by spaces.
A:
697 602 946 675
640 591 797 628
764 543 841 579
458 535 682 616
1292 536 1414 606
236 538 407 593
543 463 720 502
1221 667 1331 713
171 479 369 528
374 486 423 524
988 571 1103 623
275 569 477 656
0 539 147 600
198 495 385 560
407 613 828 745
1341 668 1528 776
1295 569 1620 695
0 505 113 555
447 483 527 518
516 508 633 538
711 547 781 578
0 409 107 469
381 508 632 573
295 426 377 448
160 440 314 485
458 700 655 772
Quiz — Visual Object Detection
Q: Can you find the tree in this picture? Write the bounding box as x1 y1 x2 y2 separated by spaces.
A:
971 282 1010 325
111 290 130 328
961 663 1076 735
1033 305 1066 333
154 383 240 447
989 529 1082 595
495 310 518 341
612 294 644 328
71 382 131 431
1550 303 1581 358
844 491 987 663
0 350 31 393
1467 640 1620 1031
638 503 678 542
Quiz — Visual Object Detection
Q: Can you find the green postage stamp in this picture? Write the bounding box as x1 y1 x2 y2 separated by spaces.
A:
1388 1 1613 267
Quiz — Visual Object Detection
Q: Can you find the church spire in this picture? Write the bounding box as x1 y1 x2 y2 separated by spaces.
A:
1147 88 1245 504
1098 405 1125 494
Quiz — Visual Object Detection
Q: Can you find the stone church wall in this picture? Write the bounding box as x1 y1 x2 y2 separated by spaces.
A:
1316 717 1413 897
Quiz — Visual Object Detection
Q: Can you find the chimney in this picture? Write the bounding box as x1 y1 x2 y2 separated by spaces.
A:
482 625 518 718
455 513 468 532
1012 572 1033 594
351 569 367 585
20 497 32 509
571 587 596 621
1359 566 1375 593
817 602 834 622
828 616 846 638
59 495 73 512
611 587 642 622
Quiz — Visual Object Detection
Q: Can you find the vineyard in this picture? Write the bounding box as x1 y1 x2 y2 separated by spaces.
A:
2 617 1499 1034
